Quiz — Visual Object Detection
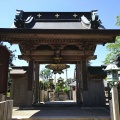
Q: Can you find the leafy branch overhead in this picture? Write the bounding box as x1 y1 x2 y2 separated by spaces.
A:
116 15 120 26
104 36 120 64
104 15 120 64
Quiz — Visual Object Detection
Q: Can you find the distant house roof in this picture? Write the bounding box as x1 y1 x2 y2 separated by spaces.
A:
10 69 26 74
13 10 105 29
10 66 28 75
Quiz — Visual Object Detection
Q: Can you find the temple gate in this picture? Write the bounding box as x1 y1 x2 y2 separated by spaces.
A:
0 10 120 106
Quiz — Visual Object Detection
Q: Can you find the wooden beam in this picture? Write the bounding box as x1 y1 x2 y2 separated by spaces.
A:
0 29 120 44
18 54 97 63
23 50 92 56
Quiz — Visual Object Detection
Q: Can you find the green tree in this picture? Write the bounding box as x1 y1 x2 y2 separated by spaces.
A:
40 68 52 81
9 49 16 66
116 15 120 26
104 15 120 64
104 37 120 64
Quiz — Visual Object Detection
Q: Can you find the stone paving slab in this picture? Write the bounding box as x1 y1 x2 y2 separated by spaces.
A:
12 107 110 120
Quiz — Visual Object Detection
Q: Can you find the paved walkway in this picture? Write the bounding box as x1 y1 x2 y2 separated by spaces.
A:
12 106 110 120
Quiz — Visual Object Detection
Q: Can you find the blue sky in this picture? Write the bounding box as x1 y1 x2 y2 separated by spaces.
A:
0 0 120 79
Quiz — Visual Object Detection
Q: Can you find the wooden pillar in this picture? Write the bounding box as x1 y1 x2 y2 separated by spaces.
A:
34 62 39 103
27 60 34 106
81 57 88 91
76 62 82 105
28 60 34 91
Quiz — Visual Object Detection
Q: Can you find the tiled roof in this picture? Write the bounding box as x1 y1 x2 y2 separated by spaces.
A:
13 10 104 29
10 66 28 74
88 66 106 75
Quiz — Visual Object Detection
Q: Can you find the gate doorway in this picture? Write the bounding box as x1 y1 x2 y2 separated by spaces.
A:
33 64 81 107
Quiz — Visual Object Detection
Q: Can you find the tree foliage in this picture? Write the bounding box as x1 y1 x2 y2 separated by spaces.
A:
104 15 120 64
9 49 16 66
116 15 120 26
104 37 120 64
39 68 52 81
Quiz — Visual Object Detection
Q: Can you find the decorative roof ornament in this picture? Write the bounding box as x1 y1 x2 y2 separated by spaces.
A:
14 10 34 28
55 13 60 18
37 13 42 18
91 10 98 21
91 10 101 29
81 15 90 24
14 10 24 28
73 13 78 18
81 15 91 29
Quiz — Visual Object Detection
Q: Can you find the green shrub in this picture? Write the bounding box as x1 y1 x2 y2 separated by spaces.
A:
55 86 60 93
62 87 67 93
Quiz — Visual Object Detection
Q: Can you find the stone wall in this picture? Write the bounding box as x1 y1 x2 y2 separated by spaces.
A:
49 92 69 101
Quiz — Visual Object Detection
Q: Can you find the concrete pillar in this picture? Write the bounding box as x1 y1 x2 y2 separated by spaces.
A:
34 62 39 103
76 62 82 105
110 87 120 120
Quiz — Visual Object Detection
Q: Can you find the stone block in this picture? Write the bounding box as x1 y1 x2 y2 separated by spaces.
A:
0 94 5 102
6 100 13 120
0 101 6 120
39 90 48 102
73 91 76 102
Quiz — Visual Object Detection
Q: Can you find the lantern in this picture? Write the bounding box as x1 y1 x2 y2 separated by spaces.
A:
104 62 120 83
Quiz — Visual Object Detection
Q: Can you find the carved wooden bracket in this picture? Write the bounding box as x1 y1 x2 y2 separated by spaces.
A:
20 41 36 54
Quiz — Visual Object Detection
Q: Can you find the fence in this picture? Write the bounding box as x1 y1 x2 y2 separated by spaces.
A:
104 84 111 106
105 83 120 110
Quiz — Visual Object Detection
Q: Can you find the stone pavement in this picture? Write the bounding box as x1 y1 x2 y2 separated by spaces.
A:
12 106 110 120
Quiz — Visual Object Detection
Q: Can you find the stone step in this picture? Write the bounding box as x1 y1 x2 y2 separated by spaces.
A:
12 107 110 120
12 117 110 120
